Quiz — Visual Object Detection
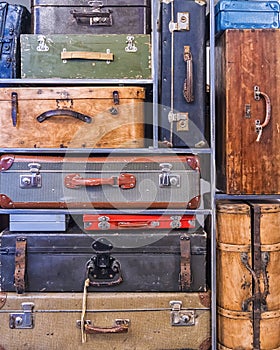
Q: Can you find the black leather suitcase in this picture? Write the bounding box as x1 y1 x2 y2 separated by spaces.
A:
0 226 208 293
0 2 31 78
159 0 207 148
31 0 151 34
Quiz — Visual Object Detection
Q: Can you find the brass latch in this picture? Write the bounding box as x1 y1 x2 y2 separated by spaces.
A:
170 301 195 326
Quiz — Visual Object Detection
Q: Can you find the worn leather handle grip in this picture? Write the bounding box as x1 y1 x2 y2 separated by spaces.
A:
61 51 113 61
118 221 152 228
84 323 129 334
37 109 92 123
183 46 194 103
64 173 136 189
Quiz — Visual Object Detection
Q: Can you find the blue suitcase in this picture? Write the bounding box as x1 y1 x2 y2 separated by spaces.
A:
215 0 280 35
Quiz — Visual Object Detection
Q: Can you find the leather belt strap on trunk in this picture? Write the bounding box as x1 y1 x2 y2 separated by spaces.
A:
14 237 27 294
180 234 191 290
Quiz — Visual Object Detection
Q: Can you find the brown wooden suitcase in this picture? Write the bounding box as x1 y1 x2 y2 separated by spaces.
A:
0 291 211 350
216 200 280 349
0 86 145 149
215 29 280 194
0 154 201 210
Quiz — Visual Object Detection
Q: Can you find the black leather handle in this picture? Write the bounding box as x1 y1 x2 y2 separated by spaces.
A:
36 109 92 123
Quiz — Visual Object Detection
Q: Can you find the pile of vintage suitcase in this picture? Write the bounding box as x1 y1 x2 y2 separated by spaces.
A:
0 1 212 349
215 0 280 349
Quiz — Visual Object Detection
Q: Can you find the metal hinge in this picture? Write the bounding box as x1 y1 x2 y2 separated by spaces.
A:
170 301 195 326
9 302 34 329
169 12 190 32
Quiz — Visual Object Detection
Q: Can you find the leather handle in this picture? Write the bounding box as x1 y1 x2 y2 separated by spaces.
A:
61 51 113 61
88 275 123 287
84 322 129 334
254 86 271 142
64 173 136 189
117 221 152 228
183 46 194 103
36 109 92 123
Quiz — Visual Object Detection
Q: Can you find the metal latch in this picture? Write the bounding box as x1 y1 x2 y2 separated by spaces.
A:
170 301 195 326
159 163 180 188
125 36 137 53
9 302 34 329
36 35 49 52
20 163 42 189
169 12 190 32
168 111 188 131
170 216 182 229
98 216 110 230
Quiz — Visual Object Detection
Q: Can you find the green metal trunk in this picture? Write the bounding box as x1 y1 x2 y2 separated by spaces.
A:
20 34 151 79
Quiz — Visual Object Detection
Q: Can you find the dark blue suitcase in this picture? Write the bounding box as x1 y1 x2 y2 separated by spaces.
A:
215 0 280 35
0 2 31 78
159 0 207 148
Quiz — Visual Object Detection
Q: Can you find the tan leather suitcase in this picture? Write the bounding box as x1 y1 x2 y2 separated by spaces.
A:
215 29 280 194
216 200 280 349
0 86 145 149
0 291 211 350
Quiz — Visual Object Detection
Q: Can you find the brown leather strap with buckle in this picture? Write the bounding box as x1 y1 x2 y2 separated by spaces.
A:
180 234 191 290
14 237 27 294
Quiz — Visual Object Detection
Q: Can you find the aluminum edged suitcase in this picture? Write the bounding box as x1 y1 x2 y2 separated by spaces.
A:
20 34 151 79
216 200 280 349
215 0 280 36
0 2 31 78
0 86 146 149
31 0 151 35
0 291 211 350
0 227 208 293
215 29 280 194
0 154 201 210
159 0 207 148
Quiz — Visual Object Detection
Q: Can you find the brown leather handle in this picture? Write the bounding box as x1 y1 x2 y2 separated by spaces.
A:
84 322 129 334
64 173 136 189
183 46 194 103
36 109 92 123
61 51 113 61
117 221 152 228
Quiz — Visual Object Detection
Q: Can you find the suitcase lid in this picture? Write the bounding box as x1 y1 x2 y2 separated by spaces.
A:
215 0 280 14
32 0 150 7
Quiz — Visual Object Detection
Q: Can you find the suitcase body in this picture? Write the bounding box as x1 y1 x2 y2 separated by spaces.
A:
159 0 207 148
215 0 280 35
0 2 31 78
0 228 208 293
216 200 280 349
31 0 151 35
83 213 196 231
0 291 211 350
0 154 201 209
9 213 67 231
20 34 151 79
215 29 280 194
0 86 145 149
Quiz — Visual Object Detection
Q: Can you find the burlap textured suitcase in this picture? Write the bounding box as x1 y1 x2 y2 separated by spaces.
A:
0 154 201 209
0 291 211 350
0 2 30 78
31 0 151 34
0 227 208 293
0 86 145 149
215 29 280 194
216 200 280 350
20 34 151 79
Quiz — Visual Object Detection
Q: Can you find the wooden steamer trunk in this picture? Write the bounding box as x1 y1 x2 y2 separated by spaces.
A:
216 200 280 349
215 29 280 194
0 291 211 350
0 86 145 149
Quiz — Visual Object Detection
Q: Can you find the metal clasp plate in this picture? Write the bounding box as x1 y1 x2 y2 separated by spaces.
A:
125 36 137 53
36 35 49 52
168 111 189 131
170 301 195 326
159 163 180 188
169 12 190 32
98 216 110 230
9 302 34 329
20 163 42 189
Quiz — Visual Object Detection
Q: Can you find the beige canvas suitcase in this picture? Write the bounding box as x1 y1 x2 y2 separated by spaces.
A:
0 291 211 350
0 86 145 149
216 200 280 350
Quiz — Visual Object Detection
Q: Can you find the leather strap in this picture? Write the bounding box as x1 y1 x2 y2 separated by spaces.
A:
14 237 27 294
180 234 191 290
